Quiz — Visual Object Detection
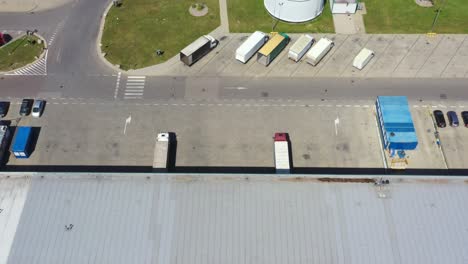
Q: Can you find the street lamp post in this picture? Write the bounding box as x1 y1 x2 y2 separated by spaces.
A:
430 0 448 33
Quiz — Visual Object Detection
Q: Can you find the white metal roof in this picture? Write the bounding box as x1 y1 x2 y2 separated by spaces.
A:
236 31 267 56
180 36 210 56
289 34 314 55
2 174 468 264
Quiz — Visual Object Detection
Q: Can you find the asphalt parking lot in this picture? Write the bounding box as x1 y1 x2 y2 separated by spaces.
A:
2 98 467 171
3 99 383 170
144 34 468 79
433 109 468 169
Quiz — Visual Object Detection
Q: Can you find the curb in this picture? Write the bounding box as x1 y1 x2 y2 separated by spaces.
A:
0 32 48 75
96 1 123 73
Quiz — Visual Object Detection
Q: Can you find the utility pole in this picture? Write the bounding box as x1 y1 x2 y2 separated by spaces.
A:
430 0 448 33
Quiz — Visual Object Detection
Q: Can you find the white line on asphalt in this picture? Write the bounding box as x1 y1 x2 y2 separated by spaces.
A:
413 105 419 108
127 76 146 79
114 72 121 99
124 88 144 91
373 107 388 169
124 93 143 96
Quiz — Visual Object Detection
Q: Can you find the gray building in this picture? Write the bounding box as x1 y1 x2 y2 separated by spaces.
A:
1 173 468 264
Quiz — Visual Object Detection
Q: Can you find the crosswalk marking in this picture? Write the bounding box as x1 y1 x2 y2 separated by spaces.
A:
5 50 48 76
123 76 146 99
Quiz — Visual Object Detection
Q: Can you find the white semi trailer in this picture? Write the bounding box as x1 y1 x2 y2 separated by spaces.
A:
274 133 291 174
236 31 269 63
153 132 171 171
288 34 314 62
305 37 334 66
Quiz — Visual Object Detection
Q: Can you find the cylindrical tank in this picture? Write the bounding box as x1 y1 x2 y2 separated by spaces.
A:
264 0 325 23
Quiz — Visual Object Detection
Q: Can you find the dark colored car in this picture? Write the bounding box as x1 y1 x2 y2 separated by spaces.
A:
433 110 446 128
461 111 468 127
447 111 459 127
19 99 34 116
0 101 9 117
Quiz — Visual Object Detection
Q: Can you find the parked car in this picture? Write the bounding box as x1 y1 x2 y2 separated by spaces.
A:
0 101 9 117
447 111 459 127
461 111 468 127
19 99 34 116
433 110 446 128
32 100 45 118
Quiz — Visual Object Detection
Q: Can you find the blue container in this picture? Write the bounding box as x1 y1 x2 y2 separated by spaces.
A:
385 131 418 150
376 96 418 150
12 127 33 158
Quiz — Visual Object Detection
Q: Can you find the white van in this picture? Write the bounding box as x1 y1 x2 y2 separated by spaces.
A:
305 38 334 66
353 48 375 70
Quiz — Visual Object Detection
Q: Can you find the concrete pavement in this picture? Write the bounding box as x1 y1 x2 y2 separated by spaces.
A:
132 33 468 78
2 97 467 171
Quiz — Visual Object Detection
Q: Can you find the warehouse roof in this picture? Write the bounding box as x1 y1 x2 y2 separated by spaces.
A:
2 174 468 264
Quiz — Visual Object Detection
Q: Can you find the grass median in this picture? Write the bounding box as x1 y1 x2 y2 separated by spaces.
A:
0 35 44 72
101 0 220 70
228 0 334 33
364 0 468 33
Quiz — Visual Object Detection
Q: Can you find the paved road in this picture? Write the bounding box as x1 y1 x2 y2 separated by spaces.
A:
0 0 114 98
1 1 468 103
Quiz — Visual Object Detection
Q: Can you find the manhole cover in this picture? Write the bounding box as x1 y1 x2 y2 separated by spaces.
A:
440 94 447 99
219 36 227 41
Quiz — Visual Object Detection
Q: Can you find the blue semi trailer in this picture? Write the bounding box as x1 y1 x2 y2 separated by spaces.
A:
12 127 34 158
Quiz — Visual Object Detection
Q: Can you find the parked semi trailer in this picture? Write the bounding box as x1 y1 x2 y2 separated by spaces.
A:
0 125 11 164
180 35 218 66
153 132 171 171
236 31 269 63
288 34 314 62
305 37 334 66
274 133 291 174
257 33 290 66
353 48 375 70
11 126 34 159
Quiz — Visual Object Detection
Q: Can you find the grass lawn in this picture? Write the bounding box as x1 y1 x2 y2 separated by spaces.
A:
0 35 44 72
364 0 468 33
101 0 220 70
228 0 334 33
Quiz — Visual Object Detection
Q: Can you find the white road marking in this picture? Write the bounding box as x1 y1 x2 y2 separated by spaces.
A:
6 50 48 76
334 117 340 136
114 72 121 99
373 107 388 169
123 115 132 135
123 76 146 99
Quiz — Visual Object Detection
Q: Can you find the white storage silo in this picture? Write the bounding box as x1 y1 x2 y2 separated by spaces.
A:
264 0 325 23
